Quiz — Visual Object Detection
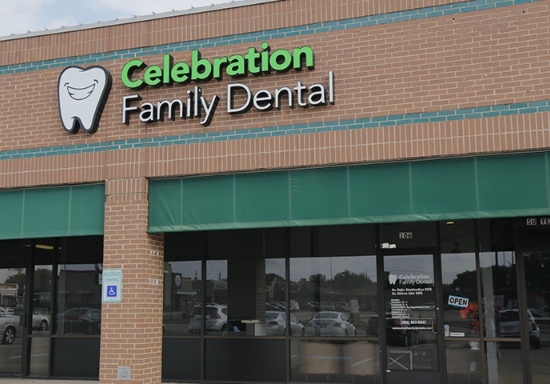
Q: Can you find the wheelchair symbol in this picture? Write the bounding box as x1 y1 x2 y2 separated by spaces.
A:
107 285 118 297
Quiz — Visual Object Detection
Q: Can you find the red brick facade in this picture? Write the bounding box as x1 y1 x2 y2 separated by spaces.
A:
0 0 549 383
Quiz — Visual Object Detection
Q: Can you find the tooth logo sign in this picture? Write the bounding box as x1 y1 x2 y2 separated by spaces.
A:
388 274 398 285
58 66 112 134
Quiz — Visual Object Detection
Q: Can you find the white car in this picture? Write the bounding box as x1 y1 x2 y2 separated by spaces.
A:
265 311 305 336
32 311 50 331
499 309 541 349
305 311 357 337
188 303 227 334
0 308 19 344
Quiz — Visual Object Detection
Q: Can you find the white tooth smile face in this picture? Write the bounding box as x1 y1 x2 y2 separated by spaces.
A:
66 81 97 101
58 66 112 134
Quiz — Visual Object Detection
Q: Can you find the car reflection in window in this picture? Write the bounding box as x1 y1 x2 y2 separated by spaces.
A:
305 311 357 337
56 307 101 335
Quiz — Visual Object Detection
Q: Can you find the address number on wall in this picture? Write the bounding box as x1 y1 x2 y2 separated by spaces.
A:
399 232 413 239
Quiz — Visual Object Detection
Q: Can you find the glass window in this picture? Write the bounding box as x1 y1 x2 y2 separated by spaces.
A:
206 229 280 336
517 217 550 384
0 240 27 373
290 225 379 383
164 232 203 336
445 341 482 384
440 221 481 383
478 219 524 384
55 236 102 336
440 221 479 341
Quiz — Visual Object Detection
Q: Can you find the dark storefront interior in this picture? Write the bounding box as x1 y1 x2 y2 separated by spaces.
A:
0 218 548 383
163 218 550 384
0 236 102 378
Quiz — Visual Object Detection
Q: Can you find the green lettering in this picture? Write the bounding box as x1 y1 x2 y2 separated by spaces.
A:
191 50 212 81
245 47 261 74
260 42 270 72
171 62 190 83
226 54 245 77
121 59 145 89
293 46 314 69
120 42 316 89
144 65 163 87
269 49 292 72
213 57 228 79
163 55 172 84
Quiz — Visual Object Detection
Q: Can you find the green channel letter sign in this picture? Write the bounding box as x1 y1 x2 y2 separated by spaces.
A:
120 42 315 89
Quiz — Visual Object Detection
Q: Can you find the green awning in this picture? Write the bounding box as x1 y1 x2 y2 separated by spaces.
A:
0 184 105 239
148 152 550 232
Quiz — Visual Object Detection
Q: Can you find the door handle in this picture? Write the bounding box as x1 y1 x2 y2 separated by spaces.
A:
431 318 438 334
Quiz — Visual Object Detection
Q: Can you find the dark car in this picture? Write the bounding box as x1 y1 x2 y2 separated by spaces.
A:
56 307 101 335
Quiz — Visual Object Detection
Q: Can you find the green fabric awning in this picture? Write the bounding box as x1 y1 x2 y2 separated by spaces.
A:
0 184 105 239
148 152 550 232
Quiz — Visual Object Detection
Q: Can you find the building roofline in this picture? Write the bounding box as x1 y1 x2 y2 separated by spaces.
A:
0 0 277 42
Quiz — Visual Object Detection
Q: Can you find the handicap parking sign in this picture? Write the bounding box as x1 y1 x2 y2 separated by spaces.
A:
102 269 123 303
107 285 118 297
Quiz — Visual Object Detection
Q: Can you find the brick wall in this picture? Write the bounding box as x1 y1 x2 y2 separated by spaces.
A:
103 177 164 383
0 0 549 383
1 0 549 190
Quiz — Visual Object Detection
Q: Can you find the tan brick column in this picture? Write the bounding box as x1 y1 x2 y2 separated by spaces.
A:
100 177 164 384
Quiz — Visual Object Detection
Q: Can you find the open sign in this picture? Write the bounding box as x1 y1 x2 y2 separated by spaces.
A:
448 295 469 308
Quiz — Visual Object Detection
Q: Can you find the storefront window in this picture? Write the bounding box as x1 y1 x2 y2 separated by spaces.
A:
163 232 203 336
289 225 378 382
54 237 102 336
479 219 524 384
517 219 550 384
440 220 482 383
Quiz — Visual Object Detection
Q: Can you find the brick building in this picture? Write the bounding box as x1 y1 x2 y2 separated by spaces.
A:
0 0 549 383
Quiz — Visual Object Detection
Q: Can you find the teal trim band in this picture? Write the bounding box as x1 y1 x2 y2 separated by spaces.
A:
0 0 541 75
148 151 550 232
1 99 549 160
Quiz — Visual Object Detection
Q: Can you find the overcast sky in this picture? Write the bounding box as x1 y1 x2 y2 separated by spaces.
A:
0 0 235 38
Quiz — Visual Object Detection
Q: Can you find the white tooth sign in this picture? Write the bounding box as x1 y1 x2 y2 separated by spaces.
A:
58 66 112 134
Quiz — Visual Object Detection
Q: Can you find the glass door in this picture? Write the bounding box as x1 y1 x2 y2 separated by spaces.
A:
382 251 444 384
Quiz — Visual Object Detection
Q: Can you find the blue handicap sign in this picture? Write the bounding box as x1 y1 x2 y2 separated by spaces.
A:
107 285 118 297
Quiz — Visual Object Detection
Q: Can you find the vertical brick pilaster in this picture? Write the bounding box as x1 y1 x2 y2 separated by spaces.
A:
101 177 164 384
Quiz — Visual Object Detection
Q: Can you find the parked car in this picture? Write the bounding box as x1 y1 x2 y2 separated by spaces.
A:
268 301 286 311
306 302 320 311
529 305 549 319
320 302 335 311
56 307 101 335
499 309 541 349
289 300 300 311
32 311 50 331
366 315 419 346
334 302 349 312
265 311 305 336
188 303 227 334
305 311 357 337
0 307 18 344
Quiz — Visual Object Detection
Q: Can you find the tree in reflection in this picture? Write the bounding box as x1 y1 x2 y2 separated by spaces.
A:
332 270 372 300
266 273 285 301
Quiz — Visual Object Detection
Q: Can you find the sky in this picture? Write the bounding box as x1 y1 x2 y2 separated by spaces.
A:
0 0 236 38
